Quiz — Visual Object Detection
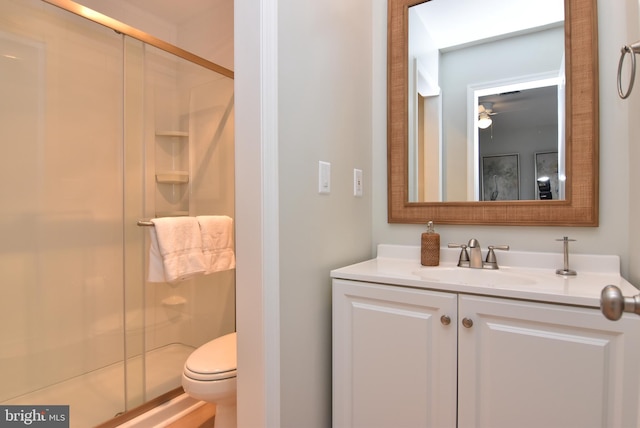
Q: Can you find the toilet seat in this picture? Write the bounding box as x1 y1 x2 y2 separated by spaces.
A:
184 332 237 382
184 366 236 381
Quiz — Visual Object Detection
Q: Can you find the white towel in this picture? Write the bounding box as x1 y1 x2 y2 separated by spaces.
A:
148 217 206 283
147 230 166 283
197 215 236 274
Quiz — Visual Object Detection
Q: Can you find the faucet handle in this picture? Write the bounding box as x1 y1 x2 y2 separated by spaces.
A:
484 245 510 269
448 243 470 266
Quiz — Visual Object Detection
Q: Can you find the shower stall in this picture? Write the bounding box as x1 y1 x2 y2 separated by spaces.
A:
0 1 235 427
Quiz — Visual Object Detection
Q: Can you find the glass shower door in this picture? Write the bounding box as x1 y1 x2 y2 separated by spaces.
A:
0 0 128 424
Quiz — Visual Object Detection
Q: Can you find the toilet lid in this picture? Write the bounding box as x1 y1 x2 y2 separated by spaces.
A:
184 332 237 381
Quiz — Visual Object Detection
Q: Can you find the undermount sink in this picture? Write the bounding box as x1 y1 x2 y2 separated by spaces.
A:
412 266 537 287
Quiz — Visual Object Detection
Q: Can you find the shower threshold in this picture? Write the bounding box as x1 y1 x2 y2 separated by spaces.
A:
2 343 195 428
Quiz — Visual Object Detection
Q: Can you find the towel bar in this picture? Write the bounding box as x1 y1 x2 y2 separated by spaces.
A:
137 220 154 227
618 41 640 99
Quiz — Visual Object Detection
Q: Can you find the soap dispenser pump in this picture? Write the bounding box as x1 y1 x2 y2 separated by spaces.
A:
421 221 440 266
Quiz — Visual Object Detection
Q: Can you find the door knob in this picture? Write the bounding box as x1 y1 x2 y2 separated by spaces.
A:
462 317 473 328
600 285 640 320
440 315 451 325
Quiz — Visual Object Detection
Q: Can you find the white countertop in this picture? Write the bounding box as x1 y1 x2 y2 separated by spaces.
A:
330 245 640 308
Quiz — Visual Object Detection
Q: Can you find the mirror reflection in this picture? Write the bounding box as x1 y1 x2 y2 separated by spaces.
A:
407 0 565 202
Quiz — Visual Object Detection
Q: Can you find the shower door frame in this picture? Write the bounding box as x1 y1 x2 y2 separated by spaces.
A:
42 0 234 79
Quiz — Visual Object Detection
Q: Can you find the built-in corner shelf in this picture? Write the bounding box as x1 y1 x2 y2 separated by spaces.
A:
155 131 189 138
162 295 187 307
154 129 190 216
156 171 189 184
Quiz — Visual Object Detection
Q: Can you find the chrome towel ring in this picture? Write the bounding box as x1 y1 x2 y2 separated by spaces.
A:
618 41 640 99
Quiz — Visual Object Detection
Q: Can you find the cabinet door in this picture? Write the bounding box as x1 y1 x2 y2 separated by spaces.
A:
458 295 640 428
332 279 457 428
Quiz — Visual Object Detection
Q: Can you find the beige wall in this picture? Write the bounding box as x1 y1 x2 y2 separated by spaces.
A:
235 0 376 426
276 0 374 426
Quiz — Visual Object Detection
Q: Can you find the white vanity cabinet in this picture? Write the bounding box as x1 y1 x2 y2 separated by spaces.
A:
332 278 640 428
457 294 640 428
332 279 458 428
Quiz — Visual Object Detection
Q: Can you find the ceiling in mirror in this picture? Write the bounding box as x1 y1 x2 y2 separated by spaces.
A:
412 0 563 51
478 86 559 133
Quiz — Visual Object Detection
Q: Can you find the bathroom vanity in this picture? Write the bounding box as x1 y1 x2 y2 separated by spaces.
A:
331 245 640 428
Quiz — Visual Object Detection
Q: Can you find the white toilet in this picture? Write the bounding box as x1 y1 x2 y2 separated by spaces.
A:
182 332 237 428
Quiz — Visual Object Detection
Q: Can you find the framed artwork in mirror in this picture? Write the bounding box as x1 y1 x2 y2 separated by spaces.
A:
481 154 520 201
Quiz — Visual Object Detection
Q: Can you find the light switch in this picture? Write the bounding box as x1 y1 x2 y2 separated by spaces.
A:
354 169 363 197
319 161 331 194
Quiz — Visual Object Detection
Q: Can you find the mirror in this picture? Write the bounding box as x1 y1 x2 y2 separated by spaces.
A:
388 0 599 225
407 0 565 203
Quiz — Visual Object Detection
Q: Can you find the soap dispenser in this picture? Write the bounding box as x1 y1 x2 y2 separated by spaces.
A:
421 221 440 266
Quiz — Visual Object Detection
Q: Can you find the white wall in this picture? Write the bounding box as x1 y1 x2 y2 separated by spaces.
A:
78 0 234 70
77 0 178 44
178 0 234 70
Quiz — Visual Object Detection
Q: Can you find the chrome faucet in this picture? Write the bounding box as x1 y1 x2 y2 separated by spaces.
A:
449 239 509 269
467 238 483 268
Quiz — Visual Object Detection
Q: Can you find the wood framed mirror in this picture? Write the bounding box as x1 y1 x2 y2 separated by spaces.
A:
388 0 598 225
